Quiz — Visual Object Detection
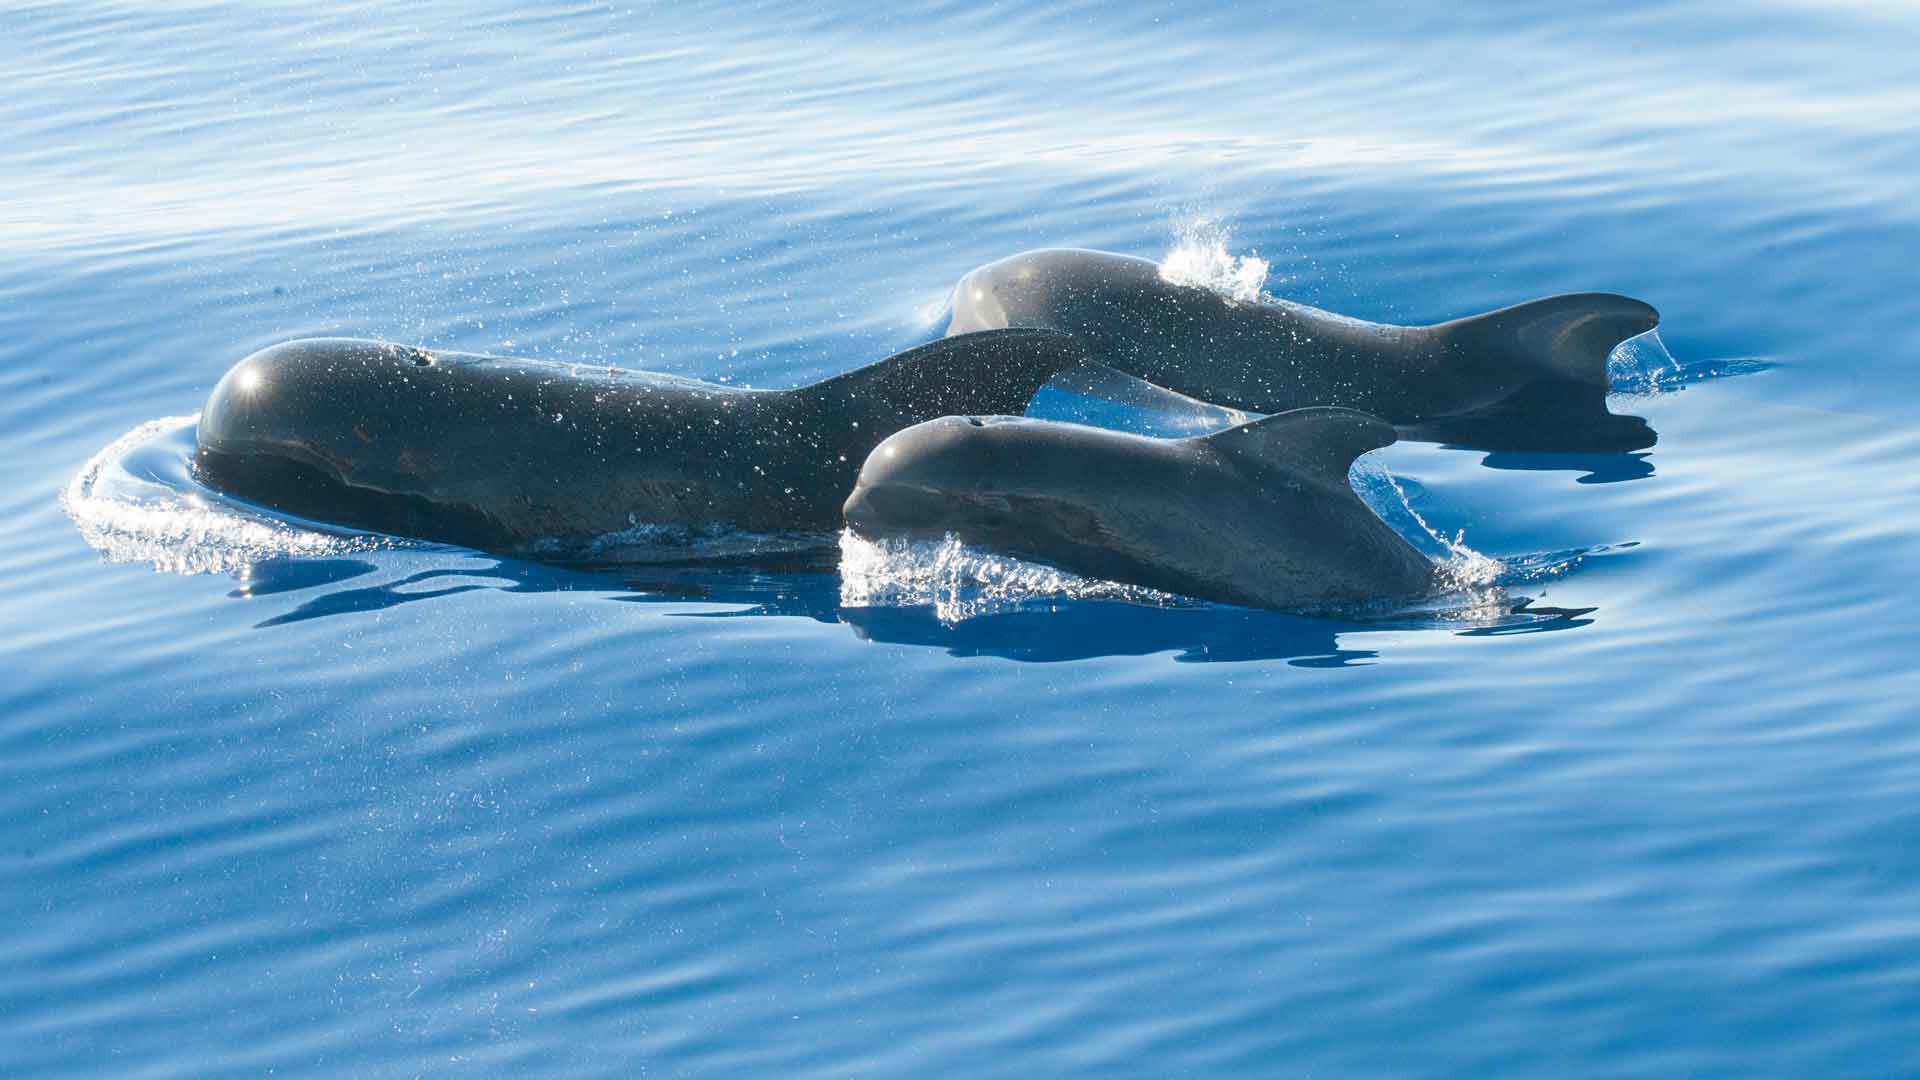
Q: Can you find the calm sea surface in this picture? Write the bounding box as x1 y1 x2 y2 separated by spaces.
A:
7 2 1920 1074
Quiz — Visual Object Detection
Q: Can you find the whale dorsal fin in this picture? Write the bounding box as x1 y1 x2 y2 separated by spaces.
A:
1194 407 1397 485
1436 292 1659 388
797 329 1089 421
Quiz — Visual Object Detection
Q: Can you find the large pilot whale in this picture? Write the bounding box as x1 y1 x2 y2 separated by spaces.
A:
843 408 1438 609
193 330 1087 553
946 248 1660 452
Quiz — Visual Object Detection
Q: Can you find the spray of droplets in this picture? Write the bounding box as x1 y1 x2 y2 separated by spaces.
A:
1158 216 1272 303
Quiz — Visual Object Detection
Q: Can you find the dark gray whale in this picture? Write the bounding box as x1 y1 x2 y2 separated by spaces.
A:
194 330 1086 554
947 248 1660 452
843 408 1438 610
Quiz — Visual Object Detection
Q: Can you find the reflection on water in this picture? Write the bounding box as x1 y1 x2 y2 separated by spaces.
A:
1395 391 1656 454
1459 449 1656 485
228 558 380 598
250 565 539 628
844 599 1376 667
232 551 1600 665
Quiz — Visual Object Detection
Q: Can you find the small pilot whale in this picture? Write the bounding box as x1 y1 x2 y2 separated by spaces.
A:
194 330 1086 553
946 248 1660 452
843 408 1438 610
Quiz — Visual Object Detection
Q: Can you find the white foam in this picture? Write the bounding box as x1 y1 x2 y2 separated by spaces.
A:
1158 217 1272 303
837 531 1176 625
61 416 395 576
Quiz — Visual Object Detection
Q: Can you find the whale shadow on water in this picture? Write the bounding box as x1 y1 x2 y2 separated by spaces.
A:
234 552 1597 666
832 600 1596 666
1449 449 1657 485
237 556 609 627
598 563 1598 665
230 557 384 598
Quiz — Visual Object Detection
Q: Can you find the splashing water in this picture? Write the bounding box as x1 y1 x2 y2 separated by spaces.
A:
61 417 398 576
1158 217 1271 303
1608 328 1676 390
838 531 1178 624
1608 328 1774 394
1347 458 1623 626
1350 460 1504 586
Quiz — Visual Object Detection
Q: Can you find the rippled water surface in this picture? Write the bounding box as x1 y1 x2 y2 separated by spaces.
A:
8 2 1920 1074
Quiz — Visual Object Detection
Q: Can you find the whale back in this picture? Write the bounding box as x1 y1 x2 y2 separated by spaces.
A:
194 330 1091 549
945 249 1661 452
795 328 1087 429
1433 292 1659 390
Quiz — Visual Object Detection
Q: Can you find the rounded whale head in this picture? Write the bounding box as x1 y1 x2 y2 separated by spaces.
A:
192 338 536 545
842 415 1034 541
201 338 435 442
841 412 1159 556
947 249 1168 336
196 338 460 491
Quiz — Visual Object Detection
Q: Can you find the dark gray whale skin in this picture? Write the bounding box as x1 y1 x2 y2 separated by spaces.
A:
843 408 1438 610
194 330 1087 553
947 248 1660 452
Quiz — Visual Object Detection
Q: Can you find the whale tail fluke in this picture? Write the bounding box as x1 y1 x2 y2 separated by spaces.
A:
1194 406 1397 488
1438 292 1659 389
800 328 1090 423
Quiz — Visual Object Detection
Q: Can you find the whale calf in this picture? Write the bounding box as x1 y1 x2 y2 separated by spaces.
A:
843 408 1437 610
947 248 1659 452
194 330 1086 554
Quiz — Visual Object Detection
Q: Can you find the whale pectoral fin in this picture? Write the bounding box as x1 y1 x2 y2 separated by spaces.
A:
1194 407 1397 485
797 329 1089 422
1439 292 1659 388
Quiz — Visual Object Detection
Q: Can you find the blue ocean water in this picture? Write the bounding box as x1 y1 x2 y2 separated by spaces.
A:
8 1 1920 1073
